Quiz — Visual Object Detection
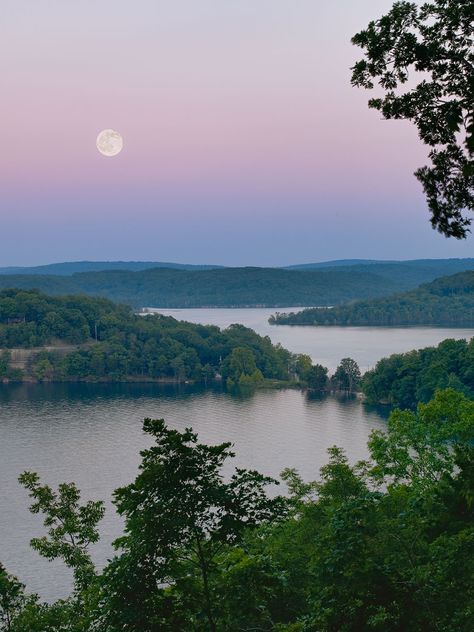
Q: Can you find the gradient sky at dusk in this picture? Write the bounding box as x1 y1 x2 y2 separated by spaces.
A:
2 0 473 266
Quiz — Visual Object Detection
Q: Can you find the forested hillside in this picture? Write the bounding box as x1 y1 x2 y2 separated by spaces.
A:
0 267 406 308
0 289 299 384
0 260 473 308
362 337 474 407
271 271 474 326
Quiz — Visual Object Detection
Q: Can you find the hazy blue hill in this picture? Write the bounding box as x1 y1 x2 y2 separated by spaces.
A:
286 258 474 270
0 267 404 308
0 261 223 276
285 259 390 269
285 258 474 287
2 258 473 281
1 262 473 309
270 270 474 327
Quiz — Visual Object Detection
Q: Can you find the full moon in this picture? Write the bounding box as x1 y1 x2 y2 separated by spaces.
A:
96 129 123 157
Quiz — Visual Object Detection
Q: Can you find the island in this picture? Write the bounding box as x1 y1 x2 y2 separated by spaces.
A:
270 270 474 327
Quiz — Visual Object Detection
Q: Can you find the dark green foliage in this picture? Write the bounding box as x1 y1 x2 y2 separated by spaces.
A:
0 565 28 631
363 337 474 407
3 390 474 630
289 355 331 391
305 364 329 391
240 390 474 631
102 419 287 632
271 270 474 326
1 479 104 631
0 351 10 379
331 358 361 393
0 289 99 347
0 290 294 384
18 472 105 590
352 0 474 237
221 346 265 386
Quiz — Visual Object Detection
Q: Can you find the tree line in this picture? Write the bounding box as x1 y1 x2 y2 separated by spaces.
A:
0 290 293 385
0 289 367 392
270 270 474 327
0 266 433 309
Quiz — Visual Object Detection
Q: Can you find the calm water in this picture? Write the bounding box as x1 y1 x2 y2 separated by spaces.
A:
1 308 473 601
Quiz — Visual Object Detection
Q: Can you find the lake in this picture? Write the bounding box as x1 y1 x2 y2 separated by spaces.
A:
1 308 473 601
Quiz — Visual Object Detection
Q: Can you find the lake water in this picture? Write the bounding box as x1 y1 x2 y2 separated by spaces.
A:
1 308 473 601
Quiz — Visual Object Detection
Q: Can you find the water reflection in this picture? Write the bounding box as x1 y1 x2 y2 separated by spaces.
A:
0 382 386 601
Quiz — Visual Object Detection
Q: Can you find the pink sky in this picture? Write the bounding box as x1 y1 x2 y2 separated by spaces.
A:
1 0 472 265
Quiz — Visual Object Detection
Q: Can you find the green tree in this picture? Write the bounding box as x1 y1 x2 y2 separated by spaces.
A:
352 0 474 238
362 337 474 407
0 565 27 632
18 473 105 591
368 388 474 489
2 391 474 630
103 419 286 632
244 390 474 630
222 346 258 384
201 363 216 385
33 357 54 382
0 351 10 378
306 364 328 391
332 357 361 393
293 354 313 381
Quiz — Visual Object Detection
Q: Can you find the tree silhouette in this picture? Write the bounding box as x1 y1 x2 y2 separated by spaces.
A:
352 0 473 238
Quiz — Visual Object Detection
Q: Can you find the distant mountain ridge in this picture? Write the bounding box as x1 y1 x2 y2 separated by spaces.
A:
0 258 473 276
0 259 473 309
0 267 402 308
285 258 474 269
0 261 223 275
284 259 393 269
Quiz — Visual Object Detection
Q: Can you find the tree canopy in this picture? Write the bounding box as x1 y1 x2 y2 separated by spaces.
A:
362 336 474 407
0 290 297 385
2 389 474 630
352 0 474 237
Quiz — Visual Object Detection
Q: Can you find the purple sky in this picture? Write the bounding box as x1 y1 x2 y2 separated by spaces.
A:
1 0 472 267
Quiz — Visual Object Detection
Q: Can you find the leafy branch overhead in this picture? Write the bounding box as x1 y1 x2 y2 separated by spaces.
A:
352 0 474 238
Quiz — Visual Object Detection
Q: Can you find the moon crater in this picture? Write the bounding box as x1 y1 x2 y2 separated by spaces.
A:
96 129 123 157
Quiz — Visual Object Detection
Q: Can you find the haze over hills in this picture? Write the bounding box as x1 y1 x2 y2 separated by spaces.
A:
0 261 223 276
285 259 394 269
1 258 473 277
270 270 474 327
0 267 402 308
286 258 474 269
284 259 474 287
0 259 473 308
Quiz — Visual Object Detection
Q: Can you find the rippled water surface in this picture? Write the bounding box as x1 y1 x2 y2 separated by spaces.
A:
1 308 473 600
